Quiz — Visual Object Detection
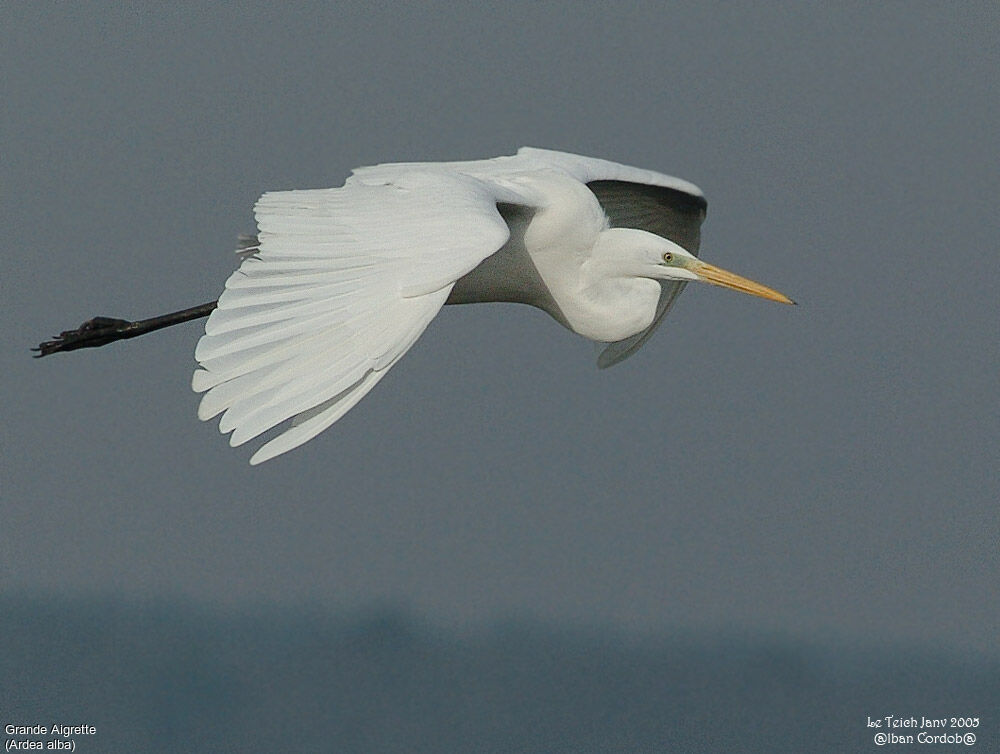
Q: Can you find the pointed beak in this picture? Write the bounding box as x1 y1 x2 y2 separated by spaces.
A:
690 260 796 305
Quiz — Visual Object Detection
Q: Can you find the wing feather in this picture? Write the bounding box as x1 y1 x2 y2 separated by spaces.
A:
587 180 705 252
193 173 518 463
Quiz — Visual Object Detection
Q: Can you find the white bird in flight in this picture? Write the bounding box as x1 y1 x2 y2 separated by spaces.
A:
36 147 794 464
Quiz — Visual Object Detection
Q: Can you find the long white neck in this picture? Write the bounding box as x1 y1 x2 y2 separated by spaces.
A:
449 174 663 343
555 259 661 342
522 184 661 342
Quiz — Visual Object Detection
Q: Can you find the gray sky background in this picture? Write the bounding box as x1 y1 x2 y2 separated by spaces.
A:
3 3 997 657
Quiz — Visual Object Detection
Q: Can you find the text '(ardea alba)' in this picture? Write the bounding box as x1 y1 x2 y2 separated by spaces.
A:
36 148 794 464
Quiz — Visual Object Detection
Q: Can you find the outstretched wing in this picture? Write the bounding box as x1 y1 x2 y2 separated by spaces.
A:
587 180 707 368
193 171 520 464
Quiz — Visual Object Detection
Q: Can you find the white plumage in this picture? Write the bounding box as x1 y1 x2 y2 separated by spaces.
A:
186 147 792 464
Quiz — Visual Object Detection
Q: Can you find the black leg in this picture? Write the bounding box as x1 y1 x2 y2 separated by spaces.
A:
33 301 218 357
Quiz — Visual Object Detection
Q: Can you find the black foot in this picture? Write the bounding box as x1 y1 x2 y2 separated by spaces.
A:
33 316 135 357
33 300 218 358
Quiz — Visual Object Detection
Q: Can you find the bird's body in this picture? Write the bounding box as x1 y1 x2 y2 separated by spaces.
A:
447 172 661 341
36 148 793 464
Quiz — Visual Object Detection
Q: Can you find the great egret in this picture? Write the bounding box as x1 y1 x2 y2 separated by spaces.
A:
35 147 794 464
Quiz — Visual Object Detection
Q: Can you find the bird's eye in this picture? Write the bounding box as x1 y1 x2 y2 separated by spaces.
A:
662 252 673 263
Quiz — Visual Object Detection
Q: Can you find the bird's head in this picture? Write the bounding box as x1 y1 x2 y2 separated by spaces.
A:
597 229 794 305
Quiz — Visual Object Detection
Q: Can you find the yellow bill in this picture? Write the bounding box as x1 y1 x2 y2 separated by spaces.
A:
691 260 796 305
